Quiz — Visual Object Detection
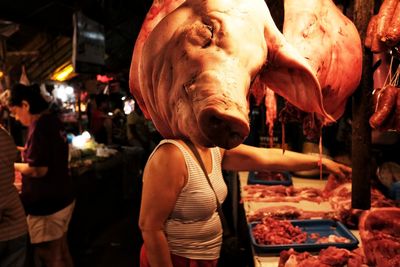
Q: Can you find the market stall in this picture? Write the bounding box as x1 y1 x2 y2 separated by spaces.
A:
12 129 145 262
237 169 399 266
2 0 400 266
67 139 144 263
239 172 354 266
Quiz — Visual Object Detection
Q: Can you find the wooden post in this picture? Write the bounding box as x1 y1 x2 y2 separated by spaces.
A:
351 0 375 209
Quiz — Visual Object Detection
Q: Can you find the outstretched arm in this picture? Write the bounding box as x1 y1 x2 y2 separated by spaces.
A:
221 144 351 178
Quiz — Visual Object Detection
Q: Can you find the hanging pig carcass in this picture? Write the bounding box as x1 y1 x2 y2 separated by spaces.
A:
282 0 362 122
129 0 334 149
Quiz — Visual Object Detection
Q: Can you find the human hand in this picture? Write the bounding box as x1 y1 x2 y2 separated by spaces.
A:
321 158 352 179
16 146 26 152
14 171 22 193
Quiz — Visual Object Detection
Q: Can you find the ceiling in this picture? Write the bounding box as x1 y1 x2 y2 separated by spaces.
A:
0 0 153 84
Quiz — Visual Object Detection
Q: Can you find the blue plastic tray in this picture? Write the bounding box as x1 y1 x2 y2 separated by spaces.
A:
249 219 359 253
390 181 400 201
248 171 292 186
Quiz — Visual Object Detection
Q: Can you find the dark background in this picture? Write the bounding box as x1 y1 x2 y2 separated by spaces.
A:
0 0 153 83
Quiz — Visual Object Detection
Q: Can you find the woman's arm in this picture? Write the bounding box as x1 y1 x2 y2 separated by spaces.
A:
139 143 186 267
14 162 48 177
221 144 351 178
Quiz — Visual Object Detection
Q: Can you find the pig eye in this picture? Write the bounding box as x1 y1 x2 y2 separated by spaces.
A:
185 22 213 48
183 77 196 94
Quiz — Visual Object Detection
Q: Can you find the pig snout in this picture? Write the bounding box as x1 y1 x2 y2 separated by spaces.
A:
184 70 251 149
198 105 250 149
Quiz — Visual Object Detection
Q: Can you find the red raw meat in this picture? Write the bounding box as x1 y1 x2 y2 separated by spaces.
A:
323 174 397 228
315 235 350 244
265 88 277 147
359 207 400 267
369 85 398 129
247 205 333 222
383 1 400 46
242 184 324 203
376 0 398 41
252 217 307 245
279 247 365 267
365 15 377 49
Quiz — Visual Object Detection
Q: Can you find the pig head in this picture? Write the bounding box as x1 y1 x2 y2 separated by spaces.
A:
130 0 334 149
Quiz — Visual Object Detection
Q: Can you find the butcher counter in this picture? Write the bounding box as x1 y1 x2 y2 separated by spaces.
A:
237 172 362 267
67 146 144 265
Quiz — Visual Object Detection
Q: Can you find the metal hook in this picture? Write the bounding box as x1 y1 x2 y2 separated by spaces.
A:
389 46 400 60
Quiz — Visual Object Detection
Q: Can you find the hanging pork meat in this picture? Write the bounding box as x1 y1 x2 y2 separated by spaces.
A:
365 0 400 52
280 0 362 137
365 0 400 133
129 0 334 149
250 76 277 148
369 52 400 132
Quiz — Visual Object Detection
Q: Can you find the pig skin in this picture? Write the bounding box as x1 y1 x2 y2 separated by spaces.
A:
283 0 362 121
130 0 185 120
130 0 333 149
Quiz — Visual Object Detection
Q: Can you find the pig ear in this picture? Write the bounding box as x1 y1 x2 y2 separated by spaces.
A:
259 30 335 123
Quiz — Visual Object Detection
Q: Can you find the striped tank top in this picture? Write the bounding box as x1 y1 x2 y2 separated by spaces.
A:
153 140 227 260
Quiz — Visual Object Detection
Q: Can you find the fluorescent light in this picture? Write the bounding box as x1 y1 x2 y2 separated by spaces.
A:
51 63 76 82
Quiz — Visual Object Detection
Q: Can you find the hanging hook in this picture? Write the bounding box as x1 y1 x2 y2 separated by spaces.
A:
389 46 400 60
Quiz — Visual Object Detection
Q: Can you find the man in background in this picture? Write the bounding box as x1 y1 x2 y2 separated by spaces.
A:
0 121 28 267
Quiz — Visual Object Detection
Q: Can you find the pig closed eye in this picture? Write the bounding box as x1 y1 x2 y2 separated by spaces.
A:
185 22 213 48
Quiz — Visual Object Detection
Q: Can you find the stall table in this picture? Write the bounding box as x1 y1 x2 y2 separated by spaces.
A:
238 172 361 267
68 146 144 265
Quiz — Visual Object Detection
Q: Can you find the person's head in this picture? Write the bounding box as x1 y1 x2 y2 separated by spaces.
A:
8 83 49 126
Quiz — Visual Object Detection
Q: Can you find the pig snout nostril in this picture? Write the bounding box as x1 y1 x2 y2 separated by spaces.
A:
229 132 242 142
199 109 249 149
209 116 223 129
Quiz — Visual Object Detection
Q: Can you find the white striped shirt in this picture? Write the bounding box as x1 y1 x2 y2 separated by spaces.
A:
0 126 28 241
152 140 227 260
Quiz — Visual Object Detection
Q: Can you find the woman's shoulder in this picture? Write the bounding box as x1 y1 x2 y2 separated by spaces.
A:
151 140 184 160
144 140 187 185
